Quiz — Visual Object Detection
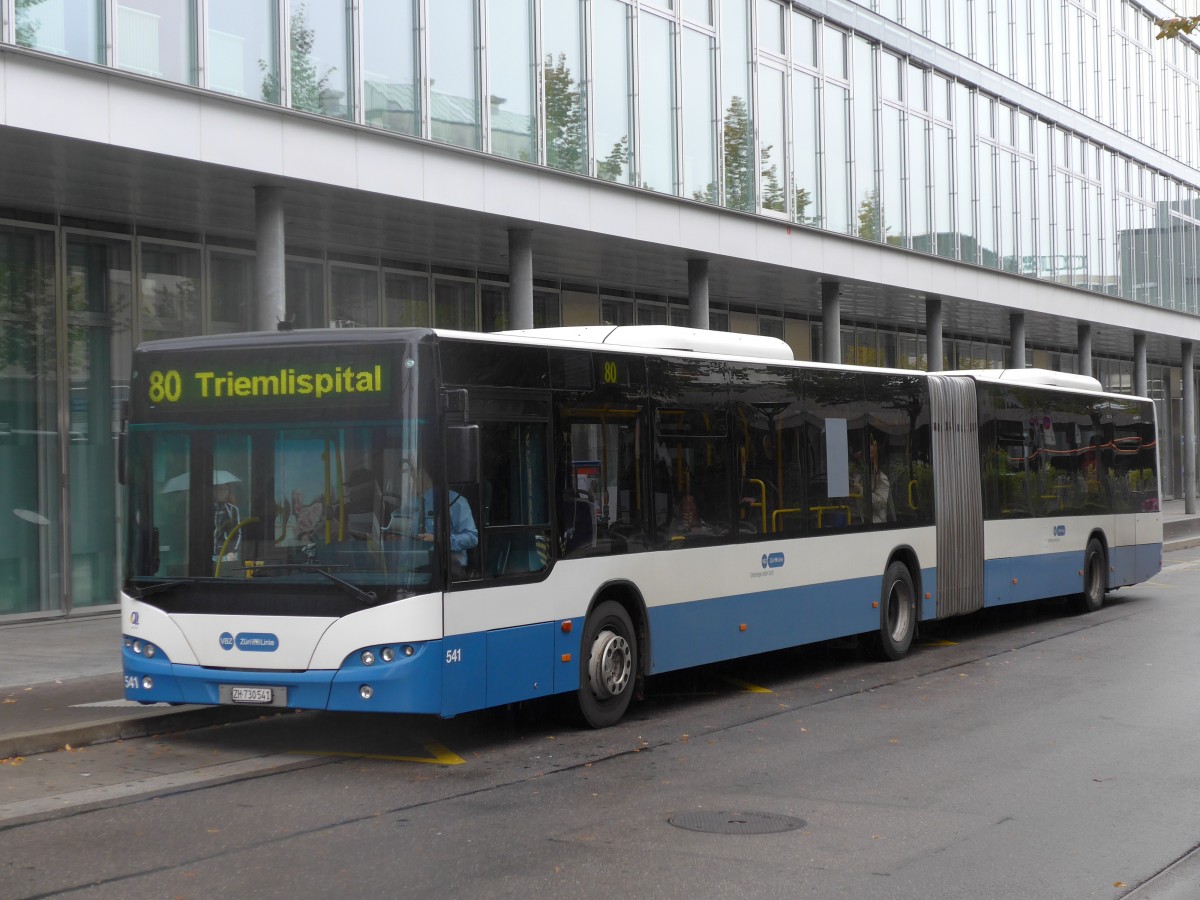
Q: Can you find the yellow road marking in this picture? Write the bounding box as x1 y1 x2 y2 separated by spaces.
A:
918 638 958 647
723 677 772 693
289 742 465 765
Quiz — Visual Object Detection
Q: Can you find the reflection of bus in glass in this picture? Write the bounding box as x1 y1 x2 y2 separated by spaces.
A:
121 326 1162 727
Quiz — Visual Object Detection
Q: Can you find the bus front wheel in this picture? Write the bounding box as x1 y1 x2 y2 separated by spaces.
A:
576 600 637 728
1071 538 1107 614
866 561 917 661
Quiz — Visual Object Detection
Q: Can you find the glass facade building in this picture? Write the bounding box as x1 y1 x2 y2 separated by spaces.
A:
1 0 1199 618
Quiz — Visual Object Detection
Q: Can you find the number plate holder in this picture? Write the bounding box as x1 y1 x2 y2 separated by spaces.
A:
220 685 287 707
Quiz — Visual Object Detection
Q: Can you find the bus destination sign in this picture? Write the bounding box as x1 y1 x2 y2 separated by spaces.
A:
141 361 390 409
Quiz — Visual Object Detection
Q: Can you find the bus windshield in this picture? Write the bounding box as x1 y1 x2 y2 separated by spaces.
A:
126 420 437 599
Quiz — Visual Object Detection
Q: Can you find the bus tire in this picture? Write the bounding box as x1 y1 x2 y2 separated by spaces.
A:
1071 538 1107 615
576 600 637 728
865 561 917 661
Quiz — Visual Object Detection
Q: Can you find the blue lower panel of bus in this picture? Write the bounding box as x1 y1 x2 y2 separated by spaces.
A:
982 544 1162 608
1113 542 1161 588
123 639 443 714
125 622 587 718
440 621 584 716
645 573 891 675
983 551 1081 606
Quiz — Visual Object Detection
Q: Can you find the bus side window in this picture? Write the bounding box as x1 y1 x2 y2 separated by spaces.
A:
652 408 731 546
558 411 645 557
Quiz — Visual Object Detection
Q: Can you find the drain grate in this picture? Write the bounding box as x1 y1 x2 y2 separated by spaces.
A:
668 811 806 835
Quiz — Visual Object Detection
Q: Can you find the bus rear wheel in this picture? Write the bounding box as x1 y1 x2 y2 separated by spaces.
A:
865 561 917 661
576 600 637 728
1071 538 1107 614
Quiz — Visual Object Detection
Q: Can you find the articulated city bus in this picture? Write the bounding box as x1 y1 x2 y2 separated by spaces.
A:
121 325 1162 727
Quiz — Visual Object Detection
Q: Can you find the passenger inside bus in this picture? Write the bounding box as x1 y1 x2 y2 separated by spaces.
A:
865 439 894 524
212 481 241 563
668 493 714 539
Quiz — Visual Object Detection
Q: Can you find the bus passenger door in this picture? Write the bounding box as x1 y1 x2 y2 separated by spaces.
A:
443 395 556 713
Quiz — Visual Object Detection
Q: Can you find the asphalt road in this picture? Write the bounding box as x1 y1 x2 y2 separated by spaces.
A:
4 550 1200 899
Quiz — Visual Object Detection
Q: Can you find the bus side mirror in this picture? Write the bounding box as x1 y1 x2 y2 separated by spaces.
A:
446 425 479 485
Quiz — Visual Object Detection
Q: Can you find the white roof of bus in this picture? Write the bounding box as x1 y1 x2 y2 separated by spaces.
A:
499 325 796 361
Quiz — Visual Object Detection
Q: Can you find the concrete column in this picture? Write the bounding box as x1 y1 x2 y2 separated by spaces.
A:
925 295 943 372
687 259 710 330
1134 332 1148 397
1185 341 1196 515
507 228 534 331
254 186 286 331
1008 312 1026 369
1077 322 1092 378
821 281 841 364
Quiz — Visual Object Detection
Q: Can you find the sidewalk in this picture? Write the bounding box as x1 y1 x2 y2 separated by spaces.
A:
4 502 1200 760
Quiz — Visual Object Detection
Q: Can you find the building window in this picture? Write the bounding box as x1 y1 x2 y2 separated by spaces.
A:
116 0 197 85
207 0 279 102
208 249 253 333
721 0 753 211
362 0 420 135
330 263 379 327
285 258 325 329
384 270 430 327
434 277 477 330
0 224 60 616
543 0 587 174
139 241 201 341
758 64 786 214
286 0 352 120
429 0 480 149
488 0 535 161
682 27 717 203
592 0 633 183
637 11 676 194
66 235 133 611
15 0 103 63
601 295 634 326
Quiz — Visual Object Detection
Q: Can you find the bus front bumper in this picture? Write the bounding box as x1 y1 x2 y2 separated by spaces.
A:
122 637 444 714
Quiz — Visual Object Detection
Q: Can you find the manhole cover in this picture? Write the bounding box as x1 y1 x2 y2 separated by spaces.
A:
668 811 806 835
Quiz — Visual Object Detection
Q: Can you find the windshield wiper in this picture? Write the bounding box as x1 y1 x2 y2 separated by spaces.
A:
234 563 378 606
128 579 195 599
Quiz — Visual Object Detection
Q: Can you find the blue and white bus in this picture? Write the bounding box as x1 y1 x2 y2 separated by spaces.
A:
121 325 1162 727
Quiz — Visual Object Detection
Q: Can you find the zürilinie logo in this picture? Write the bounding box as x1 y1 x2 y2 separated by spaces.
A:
147 363 386 404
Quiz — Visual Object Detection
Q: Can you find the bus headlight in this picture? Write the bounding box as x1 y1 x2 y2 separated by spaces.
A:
144 644 156 658
141 676 154 689
361 650 376 666
360 685 374 700
380 647 396 663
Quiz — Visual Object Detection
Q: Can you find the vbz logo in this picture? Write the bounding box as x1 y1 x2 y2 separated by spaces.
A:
1053 525 1066 537
219 632 235 650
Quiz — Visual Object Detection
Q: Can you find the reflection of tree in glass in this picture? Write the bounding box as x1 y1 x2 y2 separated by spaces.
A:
857 188 885 242
597 136 630 183
15 0 50 46
260 4 336 114
761 154 784 213
723 96 754 212
0 240 55 375
795 187 813 224
545 54 586 174
718 97 788 215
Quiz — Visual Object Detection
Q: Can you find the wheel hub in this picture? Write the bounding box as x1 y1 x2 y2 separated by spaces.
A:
588 628 632 700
